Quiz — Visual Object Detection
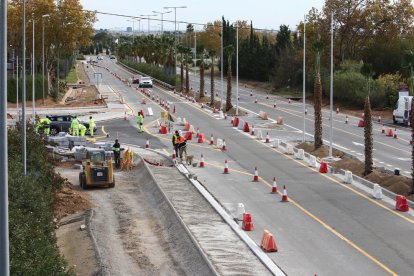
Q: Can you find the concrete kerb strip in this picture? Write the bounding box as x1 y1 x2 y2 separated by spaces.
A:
137 154 219 276
176 164 286 276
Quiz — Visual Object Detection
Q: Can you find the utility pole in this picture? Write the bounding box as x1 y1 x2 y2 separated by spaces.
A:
236 24 239 116
329 12 334 158
42 14 49 105
22 0 27 175
0 0 10 274
302 15 306 142
32 15 35 125
220 22 224 111
16 56 19 118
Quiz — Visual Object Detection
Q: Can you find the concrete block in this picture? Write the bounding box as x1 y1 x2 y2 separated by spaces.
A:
238 119 245 130
272 139 280 148
344 170 353 184
373 184 383 199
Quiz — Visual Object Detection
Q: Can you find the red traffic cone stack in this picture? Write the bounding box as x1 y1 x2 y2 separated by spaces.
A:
281 185 289 202
222 139 227 151
271 177 278 193
210 134 214 145
265 132 270 143
253 167 259 182
394 128 398 139
223 160 229 174
145 139 150 149
345 115 349 124
200 154 205 168
242 213 254 231
381 124 385 134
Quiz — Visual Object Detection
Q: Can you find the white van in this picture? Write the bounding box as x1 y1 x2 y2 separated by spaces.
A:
393 91 412 125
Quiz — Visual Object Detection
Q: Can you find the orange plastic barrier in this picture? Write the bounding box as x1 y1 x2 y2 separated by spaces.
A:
358 120 365 127
396 195 409 212
197 133 205 143
243 122 250 133
260 230 278 252
233 117 240 127
184 131 193 141
319 161 328 173
159 125 167 134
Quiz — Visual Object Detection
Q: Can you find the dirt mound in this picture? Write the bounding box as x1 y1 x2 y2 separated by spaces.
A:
297 142 345 159
331 157 365 177
54 183 93 220
225 106 247 116
198 96 211 103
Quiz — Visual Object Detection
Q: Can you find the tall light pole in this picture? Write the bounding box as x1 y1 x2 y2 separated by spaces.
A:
220 22 224 111
140 14 155 34
152 10 171 35
0 0 10 274
302 15 306 142
22 0 27 175
164 6 187 76
42 14 49 105
236 23 239 116
329 12 334 158
194 28 197 81
16 56 19 118
31 14 35 124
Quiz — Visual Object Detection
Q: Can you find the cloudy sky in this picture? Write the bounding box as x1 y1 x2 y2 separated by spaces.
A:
80 0 325 31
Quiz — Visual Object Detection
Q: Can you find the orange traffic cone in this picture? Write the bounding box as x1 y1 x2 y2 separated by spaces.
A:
223 159 229 174
271 177 278 193
200 154 205 168
251 125 255 136
242 213 254 231
281 185 289 202
210 134 214 145
254 97 258 103
253 167 259 182
265 132 270 143
145 139 150 149
222 139 227 151
345 115 348 124
260 230 278 252
394 128 398 139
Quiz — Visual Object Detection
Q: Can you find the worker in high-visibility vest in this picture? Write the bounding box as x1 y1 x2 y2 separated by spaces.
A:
79 124 87 137
71 116 80 136
89 116 95 136
112 139 121 168
137 112 144 133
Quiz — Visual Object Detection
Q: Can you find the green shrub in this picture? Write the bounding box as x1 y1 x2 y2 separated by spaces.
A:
120 60 176 86
8 125 73 275
7 75 47 103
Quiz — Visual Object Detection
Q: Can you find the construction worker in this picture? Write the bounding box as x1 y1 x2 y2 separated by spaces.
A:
172 130 180 157
71 116 80 136
137 111 144 133
79 124 87 137
89 116 95 136
42 117 51 135
112 139 121 169
177 134 188 160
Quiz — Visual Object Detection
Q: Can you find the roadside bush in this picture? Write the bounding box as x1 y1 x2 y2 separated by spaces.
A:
7 74 47 103
333 70 367 108
376 73 401 107
120 60 176 86
8 125 72 275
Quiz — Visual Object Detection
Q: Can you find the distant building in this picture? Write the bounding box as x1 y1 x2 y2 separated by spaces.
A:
126 27 132 32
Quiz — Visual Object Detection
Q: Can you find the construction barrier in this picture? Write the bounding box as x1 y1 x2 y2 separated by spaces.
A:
197 133 205 143
344 170 353 184
260 230 278 252
242 213 254 231
184 131 193 141
396 195 409 212
319 161 328 173
358 120 365 127
372 184 383 199
243 122 250 133
233 117 240 127
159 125 168 134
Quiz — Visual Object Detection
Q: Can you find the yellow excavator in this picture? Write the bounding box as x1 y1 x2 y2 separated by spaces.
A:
79 148 115 189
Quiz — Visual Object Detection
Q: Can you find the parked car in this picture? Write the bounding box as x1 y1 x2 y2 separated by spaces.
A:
138 77 153 88
46 115 97 136
97 56 104 60
109 55 116 59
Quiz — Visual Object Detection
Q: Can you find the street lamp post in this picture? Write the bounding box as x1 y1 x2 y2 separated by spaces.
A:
302 15 306 142
42 14 49 105
329 12 334 158
31 15 35 124
140 14 155 34
236 24 239 116
22 0 27 175
220 22 223 111
152 10 171 35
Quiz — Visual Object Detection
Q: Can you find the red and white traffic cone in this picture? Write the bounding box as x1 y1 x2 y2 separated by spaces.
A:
224 113 227 120
200 154 205 168
251 125 255 136
231 116 234 125
213 106 216 113
381 124 385 134
223 160 229 174
271 177 278 193
208 134 213 145
173 105 176 113
201 103 204 109
394 128 398 139
362 112 365 118
336 107 339 114
273 102 276 108
156 96 159 103
222 139 227 151
196 127 200 138
237 96 240 101
281 185 289 202
288 99 291 104
266 95 269 100
253 167 259 182
345 116 349 124
265 132 270 143
145 139 150 149
378 115 381 123
254 97 258 104
250 91 253 96
305 108 308 115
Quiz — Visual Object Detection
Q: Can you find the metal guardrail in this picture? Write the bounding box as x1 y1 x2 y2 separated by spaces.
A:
116 61 176 90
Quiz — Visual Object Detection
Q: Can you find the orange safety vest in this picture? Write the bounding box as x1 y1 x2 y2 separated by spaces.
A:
177 136 185 143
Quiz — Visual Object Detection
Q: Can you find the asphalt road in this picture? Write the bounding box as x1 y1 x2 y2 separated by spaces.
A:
87 57 414 275
187 72 414 177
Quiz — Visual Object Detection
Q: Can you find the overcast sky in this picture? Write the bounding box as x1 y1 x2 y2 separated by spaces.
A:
80 0 325 32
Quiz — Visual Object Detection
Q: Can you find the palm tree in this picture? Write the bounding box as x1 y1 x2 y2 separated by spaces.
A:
411 99 414 193
224 45 234 111
199 50 205 98
209 49 216 106
403 50 414 96
364 96 373 175
312 39 323 149
177 44 185 92
184 46 191 93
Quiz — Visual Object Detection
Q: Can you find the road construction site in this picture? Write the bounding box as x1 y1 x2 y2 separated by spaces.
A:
83 57 414 275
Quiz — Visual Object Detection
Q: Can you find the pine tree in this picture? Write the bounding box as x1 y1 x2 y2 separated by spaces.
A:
364 96 373 175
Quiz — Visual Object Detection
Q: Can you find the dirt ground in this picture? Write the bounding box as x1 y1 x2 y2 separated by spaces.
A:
297 141 414 199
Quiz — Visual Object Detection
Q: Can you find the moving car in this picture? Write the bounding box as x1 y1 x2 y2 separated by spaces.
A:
138 77 153 88
46 115 97 136
393 90 412 125
97 56 104 60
